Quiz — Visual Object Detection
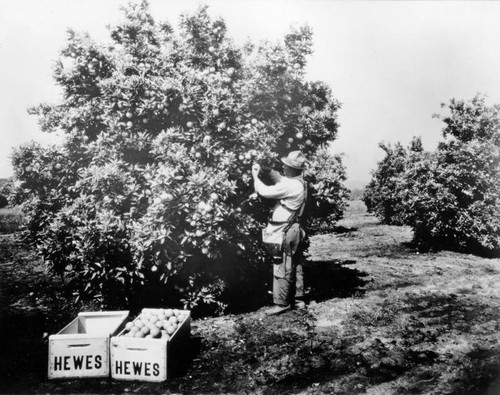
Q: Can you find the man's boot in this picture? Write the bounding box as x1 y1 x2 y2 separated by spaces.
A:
265 304 291 316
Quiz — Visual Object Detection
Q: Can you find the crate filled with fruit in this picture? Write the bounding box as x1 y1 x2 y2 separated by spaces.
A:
120 308 188 340
110 308 191 382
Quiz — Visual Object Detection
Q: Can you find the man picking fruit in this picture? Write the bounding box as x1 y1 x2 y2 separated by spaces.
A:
251 151 308 316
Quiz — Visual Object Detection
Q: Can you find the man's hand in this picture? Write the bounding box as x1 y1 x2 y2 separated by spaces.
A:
251 163 261 178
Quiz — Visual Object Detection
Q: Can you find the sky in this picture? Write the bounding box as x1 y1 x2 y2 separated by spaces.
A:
2 0 500 189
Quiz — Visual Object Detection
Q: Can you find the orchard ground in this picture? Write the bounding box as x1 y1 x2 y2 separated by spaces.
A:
1 200 499 394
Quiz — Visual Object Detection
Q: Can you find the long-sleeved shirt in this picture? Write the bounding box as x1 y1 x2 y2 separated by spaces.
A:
254 175 306 222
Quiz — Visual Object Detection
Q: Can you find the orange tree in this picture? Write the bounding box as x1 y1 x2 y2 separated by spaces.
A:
363 141 409 225
10 1 346 313
0 180 8 209
399 96 500 254
363 137 426 225
365 95 500 256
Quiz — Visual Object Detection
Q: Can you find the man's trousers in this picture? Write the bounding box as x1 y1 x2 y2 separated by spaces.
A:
273 251 304 306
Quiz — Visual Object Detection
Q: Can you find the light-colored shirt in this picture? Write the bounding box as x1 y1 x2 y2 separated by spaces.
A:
254 175 306 222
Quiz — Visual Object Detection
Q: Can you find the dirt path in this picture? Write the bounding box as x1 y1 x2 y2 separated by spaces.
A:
304 201 500 394
183 201 500 394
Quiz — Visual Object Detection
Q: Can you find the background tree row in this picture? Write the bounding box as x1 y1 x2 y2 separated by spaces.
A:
364 95 500 256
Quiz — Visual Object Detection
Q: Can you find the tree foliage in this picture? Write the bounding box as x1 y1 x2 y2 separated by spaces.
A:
0 179 13 208
365 95 500 255
363 141 410 225
11 1 347 312
307 148 350 233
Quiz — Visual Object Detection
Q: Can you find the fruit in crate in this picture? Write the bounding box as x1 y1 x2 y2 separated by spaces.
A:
134 319 145 328
150 326 161 338
120 309 187 339
165 325 176 335
129 326 139 334
154 320 163 329
157 312 166 321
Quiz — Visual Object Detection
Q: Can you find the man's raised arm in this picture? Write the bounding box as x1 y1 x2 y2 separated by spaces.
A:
251 163 289 199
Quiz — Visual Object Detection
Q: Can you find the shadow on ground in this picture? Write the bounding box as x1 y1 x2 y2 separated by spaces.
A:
0 309 49 384
223 258 370 315
304 259 370 303
332 225 358 234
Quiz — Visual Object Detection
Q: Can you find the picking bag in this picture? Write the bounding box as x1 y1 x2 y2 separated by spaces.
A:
262 221 305 258
262 222 288 258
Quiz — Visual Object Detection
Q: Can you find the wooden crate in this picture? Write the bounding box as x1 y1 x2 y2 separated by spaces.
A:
110 308 191 382
48 311 129 379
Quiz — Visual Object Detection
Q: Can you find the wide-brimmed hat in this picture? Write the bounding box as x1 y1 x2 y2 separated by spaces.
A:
281 150 306 170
